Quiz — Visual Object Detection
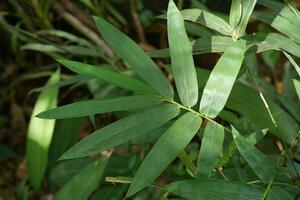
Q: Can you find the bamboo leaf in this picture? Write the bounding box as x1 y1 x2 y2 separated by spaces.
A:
181 9 231 35
253 11 300 44
229 0 242 30
199 40 246 118
293 79 300 99
266 186 294 200
54 157 109 200
127 112 202 197
49 158 96 185
37 95 162 119
166 180 262 200
234 0 257 38
232 126 274 183
49 118 82 165
148 36 235 58
218 129 268 167
57 59 157 96
60 104 180 160
226 82 299 143
257 0 300 28
283 51 300 76
167 0 198 107
26 70 60 190
197 121 224 176
93 17 174 99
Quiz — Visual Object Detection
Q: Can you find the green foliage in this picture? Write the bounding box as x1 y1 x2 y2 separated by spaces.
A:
26 70 60 190
2 0 299 199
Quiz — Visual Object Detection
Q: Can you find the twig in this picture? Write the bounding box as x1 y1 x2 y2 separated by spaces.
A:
53 2 114 58
129 0 146 43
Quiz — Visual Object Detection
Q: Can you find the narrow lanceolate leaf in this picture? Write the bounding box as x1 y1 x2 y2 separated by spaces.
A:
148 36 235 58
93 17 173 99
26 70 60 190
181 9 231 35
257 0 300 28
54 157 109 200
57 59 157 96
218 129 268 167
197 121 224 176
229 0 242 30
60 104 180 160
127 112 202 197
37 95 161 119
245 32 300 58
266 186 294 200
167 180 262 200
49 118 82 164
232 126 274 183
199 40 246 118
293 79 300 99
283 52 300 76
234 0 257 38
253 11 300 44
167 0 198 107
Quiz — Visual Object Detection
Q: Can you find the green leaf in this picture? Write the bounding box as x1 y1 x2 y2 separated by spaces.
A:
195 67 298 143
57 59 157 96
93 16 174 99
229 0 242 30
245 32 300 58
181 9 231 35
232 126 274 183
49 118 82 165
266 186 294 200
60 104 180 160
257 0 300 28
26 70 60 190
293 79 300 99
226 82 299 143
148 36 235 58
233 0 257 38
262 50 280 69
253 11 300 44
283 52 300 76
167 0 198 107
197 121 224 176
185 21 214 37
54 157 109 200
218 129 268 167
127 112 202 197
49 158 96 185
166 180 262 200
37 95 162 119
199 39 246 118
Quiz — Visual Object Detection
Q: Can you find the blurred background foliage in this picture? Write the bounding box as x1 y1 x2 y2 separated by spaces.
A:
0 0 300 199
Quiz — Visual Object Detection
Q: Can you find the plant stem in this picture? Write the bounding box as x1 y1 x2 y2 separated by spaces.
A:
178 150 197 177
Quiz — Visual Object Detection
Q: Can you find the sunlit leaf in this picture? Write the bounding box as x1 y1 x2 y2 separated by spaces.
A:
167 0 198 107
26 70 60 190
181 9 231 35
199 39 246 118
